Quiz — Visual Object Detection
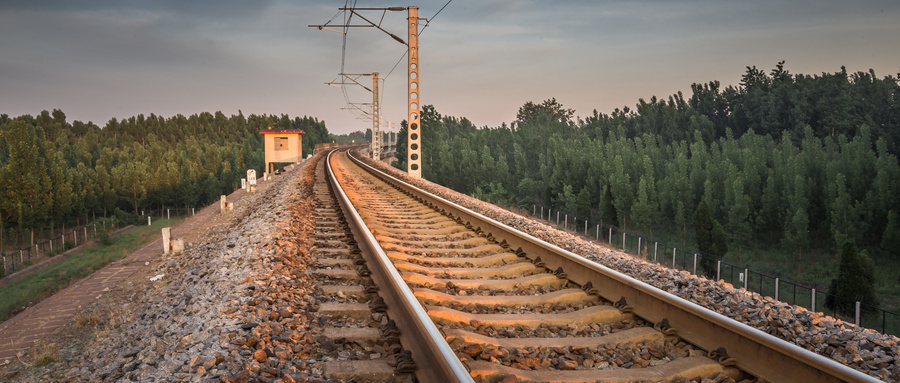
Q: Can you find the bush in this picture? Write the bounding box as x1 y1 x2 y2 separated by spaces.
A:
826 241 880 317
113 209 142 226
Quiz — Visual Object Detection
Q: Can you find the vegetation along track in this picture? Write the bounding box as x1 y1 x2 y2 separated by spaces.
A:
322 148 878 383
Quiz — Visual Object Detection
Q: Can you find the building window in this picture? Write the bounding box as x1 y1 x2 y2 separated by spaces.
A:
275 137 288 151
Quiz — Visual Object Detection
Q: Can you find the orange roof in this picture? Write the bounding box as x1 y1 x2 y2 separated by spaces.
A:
259 129 305 134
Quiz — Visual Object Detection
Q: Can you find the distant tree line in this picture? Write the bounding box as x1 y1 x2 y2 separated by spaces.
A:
0 110 330 245
394 63 900 261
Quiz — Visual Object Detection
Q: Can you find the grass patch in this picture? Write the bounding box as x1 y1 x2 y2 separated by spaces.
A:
0 218 184 322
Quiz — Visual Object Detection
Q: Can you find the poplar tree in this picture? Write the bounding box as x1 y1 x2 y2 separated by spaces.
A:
826 241 879 316
694 198 728 277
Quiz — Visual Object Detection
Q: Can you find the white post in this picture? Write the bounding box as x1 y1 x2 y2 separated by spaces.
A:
596 225 599 240
533 205 536 216
192 208 195 216
74 230 78 246
811 288 816 311
692 253 698 274
148 216 151 226
654 242 658 262
672 248 676 268
744 268 749 290
540 206 543 220
162 227 171 255
637 237 642 257
716 260 721 280
774 278 780 301
564 215 567 230
167 209 170 220
608 228 612 244
622 232 626 250
50 238 53 253
855 301 861 326
556 211 559 225
584 220 588 235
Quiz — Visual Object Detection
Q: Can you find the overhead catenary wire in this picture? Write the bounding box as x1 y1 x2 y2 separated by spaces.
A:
321 1 452 128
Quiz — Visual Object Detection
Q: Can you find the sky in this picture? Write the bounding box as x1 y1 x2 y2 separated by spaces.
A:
1 0 898 135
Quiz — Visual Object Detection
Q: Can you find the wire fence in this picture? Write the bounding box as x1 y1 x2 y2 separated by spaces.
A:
529 203 900 336
0 206 198 277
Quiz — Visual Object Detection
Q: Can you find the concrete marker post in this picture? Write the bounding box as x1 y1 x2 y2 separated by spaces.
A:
716 260 721 281
167 209 170 220
744 268 749 290
596 224 599 240
811 288 816 311
622 232 626 250
162 227 171 255
608 228 612 244
654 242 658 262
672 248 676 268
855 301 861 326
637 237 642 258
774 278 780 301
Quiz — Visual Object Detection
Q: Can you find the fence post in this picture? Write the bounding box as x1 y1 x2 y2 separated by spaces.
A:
672 248 676 268
148 216 152 226
654 242 658 262
774 278 780 301
811 288 816 311
855 301 861 326
716 260 721 281
693 253 698 274
564 214 568 229
743 268 749 290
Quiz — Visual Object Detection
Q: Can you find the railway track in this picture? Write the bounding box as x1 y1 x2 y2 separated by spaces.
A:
318 148 878 383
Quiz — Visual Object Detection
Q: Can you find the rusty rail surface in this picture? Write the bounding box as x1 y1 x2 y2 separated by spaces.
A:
342 149 878 383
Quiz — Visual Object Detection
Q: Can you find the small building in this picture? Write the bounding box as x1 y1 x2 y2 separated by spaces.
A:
259 129 305 173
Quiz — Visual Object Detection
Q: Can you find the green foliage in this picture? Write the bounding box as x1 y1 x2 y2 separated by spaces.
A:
826 241 880 316
390 63 899 268
0 111 329 231
694 199 728 277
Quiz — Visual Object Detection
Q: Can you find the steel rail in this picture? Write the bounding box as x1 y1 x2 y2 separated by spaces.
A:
346 150 880 383
325 149 474 383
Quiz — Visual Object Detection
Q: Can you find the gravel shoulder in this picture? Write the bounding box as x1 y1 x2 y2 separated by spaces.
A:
2 158 315 382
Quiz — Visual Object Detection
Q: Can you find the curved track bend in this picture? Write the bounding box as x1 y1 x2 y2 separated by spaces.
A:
323 148 878 383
